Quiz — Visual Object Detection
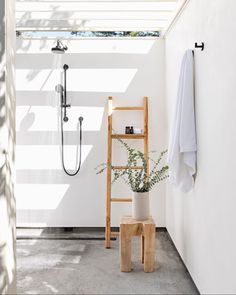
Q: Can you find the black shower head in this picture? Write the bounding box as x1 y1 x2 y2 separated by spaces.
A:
51 40 68 54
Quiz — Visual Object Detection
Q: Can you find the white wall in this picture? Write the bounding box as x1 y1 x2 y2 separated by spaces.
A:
16 38 167 227
0 0 16 294
165 0 236 293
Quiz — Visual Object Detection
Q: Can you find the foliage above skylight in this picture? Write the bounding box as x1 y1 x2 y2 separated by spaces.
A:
16 30 160 38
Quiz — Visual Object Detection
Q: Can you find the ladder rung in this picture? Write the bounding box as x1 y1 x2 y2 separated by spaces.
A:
111 198 132 202
112 166 143 170
111 134 145 139
112 106 144 111
111 231 120 237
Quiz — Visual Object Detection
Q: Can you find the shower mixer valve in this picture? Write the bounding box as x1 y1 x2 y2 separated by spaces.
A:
62 103 71 122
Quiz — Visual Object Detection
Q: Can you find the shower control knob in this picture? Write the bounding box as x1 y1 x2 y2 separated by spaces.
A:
63 116 69 122
78 117 84 123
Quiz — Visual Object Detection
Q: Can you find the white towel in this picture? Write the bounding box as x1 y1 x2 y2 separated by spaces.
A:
167 49 197 192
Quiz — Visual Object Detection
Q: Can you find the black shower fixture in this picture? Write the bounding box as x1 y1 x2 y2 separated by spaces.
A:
55 64 84 176
62 64 70 122
55 64 71 122
51 40 68 54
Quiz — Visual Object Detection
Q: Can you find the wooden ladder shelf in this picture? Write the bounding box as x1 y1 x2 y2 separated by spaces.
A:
105 96 149 248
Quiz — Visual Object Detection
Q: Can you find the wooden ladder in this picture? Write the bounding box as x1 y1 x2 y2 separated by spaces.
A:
105 96 149 248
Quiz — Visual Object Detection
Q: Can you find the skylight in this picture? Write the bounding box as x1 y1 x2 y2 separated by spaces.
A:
16 0 186 36
17 31 160 38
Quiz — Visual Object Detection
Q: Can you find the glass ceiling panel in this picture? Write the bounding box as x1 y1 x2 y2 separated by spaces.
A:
16 1 179 12
17 31 160 38
16 0 185 35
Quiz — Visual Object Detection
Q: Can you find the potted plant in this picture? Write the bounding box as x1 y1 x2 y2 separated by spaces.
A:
96 137 169 221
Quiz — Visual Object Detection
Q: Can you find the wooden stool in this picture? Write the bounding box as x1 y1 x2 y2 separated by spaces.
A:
119 216 156 273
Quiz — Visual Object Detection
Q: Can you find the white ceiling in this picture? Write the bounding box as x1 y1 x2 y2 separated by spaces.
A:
16 0 186 36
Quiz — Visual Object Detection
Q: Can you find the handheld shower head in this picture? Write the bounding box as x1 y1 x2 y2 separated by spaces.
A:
55 84 64 93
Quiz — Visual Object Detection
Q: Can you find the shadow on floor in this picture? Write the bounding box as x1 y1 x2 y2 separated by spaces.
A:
17 230 199 294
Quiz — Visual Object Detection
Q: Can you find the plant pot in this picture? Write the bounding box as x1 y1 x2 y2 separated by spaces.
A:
132 192 150 221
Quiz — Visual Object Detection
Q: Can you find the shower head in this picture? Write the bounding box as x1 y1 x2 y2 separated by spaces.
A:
55 84 64 93
51 40 68 54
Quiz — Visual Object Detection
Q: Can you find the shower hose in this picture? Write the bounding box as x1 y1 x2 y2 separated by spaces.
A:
60 106 83 176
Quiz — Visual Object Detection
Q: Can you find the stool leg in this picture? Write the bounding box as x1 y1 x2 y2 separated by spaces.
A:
120 224 132 272
141 235 144 264
143 224 155 273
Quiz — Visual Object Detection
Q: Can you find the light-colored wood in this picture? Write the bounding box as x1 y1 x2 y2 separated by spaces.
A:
120 216 156 273
120 216 155 226
105 96 113 249
111 134 145 139
120 224 132 272
143 96 149 176
141 235 145 264
112 166 143 170
113 106 144 111
105 97 149 249
143 223 156 272
111 198 132 202
111 231 120 237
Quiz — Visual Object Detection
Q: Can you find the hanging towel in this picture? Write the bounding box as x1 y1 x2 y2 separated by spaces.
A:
167 49 197 192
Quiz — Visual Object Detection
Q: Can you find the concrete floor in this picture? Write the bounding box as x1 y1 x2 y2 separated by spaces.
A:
17 230 199 294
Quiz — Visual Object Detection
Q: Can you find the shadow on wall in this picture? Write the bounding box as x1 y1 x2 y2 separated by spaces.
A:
0 162 16 294
16 3 75 53
15 37 163 227
0 0 16 291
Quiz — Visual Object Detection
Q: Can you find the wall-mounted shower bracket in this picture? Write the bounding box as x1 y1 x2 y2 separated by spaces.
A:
62 64 70 122
62 103 71 122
